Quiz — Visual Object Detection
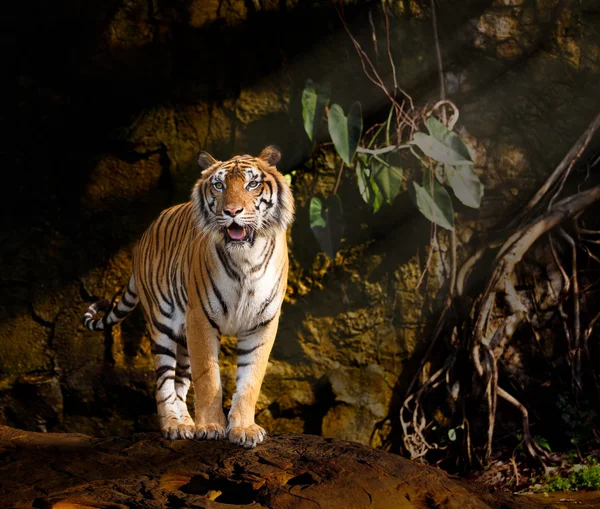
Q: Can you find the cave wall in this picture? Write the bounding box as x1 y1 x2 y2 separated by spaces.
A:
1 0 600 446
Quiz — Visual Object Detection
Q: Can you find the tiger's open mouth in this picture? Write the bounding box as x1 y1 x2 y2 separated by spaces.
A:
225 223 255 244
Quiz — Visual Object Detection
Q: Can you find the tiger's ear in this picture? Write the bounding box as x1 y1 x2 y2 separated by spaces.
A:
258 145 281 166
197 150 219 172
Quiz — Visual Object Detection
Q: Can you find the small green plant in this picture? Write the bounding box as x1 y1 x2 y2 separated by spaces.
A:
299 80 484 258
532 463 600 492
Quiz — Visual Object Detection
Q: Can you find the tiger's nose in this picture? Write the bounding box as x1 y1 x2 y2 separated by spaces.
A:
223 207 244 217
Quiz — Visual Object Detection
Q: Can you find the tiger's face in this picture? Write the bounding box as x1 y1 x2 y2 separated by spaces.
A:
192 146 294 246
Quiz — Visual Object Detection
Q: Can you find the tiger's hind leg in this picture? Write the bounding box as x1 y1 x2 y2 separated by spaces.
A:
151 324 195 439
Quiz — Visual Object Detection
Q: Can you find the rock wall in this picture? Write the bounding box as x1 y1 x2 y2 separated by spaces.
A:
1 0 599 447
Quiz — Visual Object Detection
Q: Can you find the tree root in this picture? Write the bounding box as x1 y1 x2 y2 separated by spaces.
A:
400 111 600 468
497 387 553 468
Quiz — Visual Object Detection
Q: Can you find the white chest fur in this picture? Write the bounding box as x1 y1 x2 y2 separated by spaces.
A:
206 235 284 336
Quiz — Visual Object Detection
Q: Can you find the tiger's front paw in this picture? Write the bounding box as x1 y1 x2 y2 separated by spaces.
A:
195 422 227 440
227 424 266 449
161 418 196 440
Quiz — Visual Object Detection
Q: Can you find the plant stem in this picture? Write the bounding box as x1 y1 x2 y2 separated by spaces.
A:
356 144 410 155
430 0 446 123
332 160 345 196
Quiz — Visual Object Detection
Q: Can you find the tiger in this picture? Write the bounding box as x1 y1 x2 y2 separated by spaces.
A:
82 145 294 449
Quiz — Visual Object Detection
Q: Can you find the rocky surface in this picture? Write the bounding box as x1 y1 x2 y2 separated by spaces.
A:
2 425 592 509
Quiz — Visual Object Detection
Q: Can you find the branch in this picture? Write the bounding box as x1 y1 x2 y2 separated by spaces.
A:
497 386 553 467
558 227 582 390
497 186 600 282
517 112 600 220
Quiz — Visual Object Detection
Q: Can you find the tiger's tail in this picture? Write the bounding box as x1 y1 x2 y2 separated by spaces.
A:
83 275 139 331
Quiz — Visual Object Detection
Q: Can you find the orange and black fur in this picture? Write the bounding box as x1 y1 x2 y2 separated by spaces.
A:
83 146 294 448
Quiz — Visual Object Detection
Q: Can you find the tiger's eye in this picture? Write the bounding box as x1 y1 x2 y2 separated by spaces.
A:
248 180 260 190
213 181 224 191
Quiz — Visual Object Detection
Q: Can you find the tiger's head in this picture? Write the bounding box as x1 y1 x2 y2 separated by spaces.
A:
192 146 294 247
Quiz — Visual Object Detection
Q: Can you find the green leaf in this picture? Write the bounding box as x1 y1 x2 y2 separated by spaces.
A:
309 195 344 258
412 132 473 166
328 103 363 165
371 164 403 206
412 118 473 166
426 116 448 141
448 428 457 442
445 164 484 208
356 156 372 206
409 168 455 230
301 80 331 142
356 155 382 212
309 196 327 229
426 117 472 162
356 155 402 213
370 173 385 213
535 436 552 453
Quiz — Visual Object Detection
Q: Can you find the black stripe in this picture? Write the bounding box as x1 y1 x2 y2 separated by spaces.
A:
206 269 228 315
150 213 175 314
252 238 275 274
152 317 187 348
121 293 136 308
196 185 206 217
199 297 221 335
135 236 156 314
150 280 173 318
157 393 175 404
175 372 192 381
215 244 241 282
238 341 267 356
153 343 177 359
200 183 212 221
244 314 276 335
181 283 189 307
257 264 285 316
273 176 283 223
156 365 175 379
166 214 188 313
127 280 138 299
196 269 217 316
177 363 190 371
157 375 175 390
257 197 273 210
112 306 130 319
149 215 175 316
257 236 270 257
237 362 250 368
172 278 186 314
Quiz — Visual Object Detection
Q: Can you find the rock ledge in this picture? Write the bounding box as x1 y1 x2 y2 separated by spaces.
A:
0 426 567 508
